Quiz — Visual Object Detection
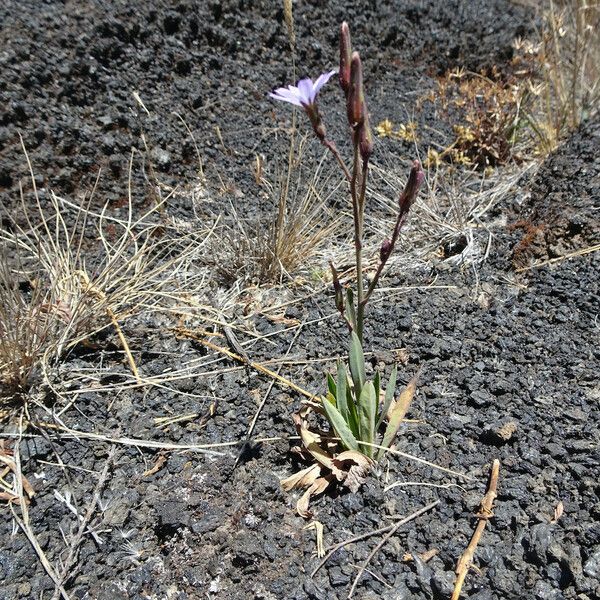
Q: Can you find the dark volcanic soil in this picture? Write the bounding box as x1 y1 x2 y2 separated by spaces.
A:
1 1 600 600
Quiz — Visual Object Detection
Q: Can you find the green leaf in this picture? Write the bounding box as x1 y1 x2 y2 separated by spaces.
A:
327 372 337 399
336 361 349 424
322 396 359 452
377 373 417 460
348 331 366 400
346 383 360 438
376 364 397 430
358 381 377 458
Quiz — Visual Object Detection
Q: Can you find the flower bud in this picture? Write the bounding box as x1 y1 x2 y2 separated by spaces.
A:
380 238 392 262
339 22 352 95
399 160 425 214
359 107 374 161
330 261 344 313
347 52 365 128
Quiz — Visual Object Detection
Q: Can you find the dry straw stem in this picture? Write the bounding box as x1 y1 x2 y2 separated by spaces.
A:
515 242 600 272
9 416 71 599
49 446 116 600
283 0 296 58
347 500 440 598
173 326 321 403
451 459 500 600
232 320 305 470
525 0 600 153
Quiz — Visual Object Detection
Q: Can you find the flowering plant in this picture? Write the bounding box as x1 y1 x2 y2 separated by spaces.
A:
272 23 424 513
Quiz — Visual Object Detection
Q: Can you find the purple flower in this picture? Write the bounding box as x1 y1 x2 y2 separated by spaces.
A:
269 70 337 108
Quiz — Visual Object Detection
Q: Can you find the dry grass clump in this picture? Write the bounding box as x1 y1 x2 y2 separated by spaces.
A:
217 134 340 285
417 1 599 170
0 148 204 400
518 0 600 154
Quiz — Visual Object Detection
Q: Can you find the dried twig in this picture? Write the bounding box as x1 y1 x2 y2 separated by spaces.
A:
347 500 440 598
232 322 304 471
451 459 500 600
10 415 71 599
515 244 600 273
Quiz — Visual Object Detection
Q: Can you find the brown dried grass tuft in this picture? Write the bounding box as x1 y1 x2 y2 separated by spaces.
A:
217 133 341 285
0 143 208 401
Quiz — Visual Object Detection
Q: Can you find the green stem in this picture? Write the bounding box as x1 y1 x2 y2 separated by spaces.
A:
349 133 363 342
322 138 352 183
355 157 369 338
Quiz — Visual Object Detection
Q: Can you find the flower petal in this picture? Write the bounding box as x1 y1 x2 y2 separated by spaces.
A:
313 70 337 96
269 87 303 106
297 78 315 105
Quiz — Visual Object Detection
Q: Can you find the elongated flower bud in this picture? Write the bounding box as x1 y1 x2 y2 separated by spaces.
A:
339 22 352 95
399 160 425 214
330 261 344 314
359 106 374 161
347 52 365 128
380 238 392 262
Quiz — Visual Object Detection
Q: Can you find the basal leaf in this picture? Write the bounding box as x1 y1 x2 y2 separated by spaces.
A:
346 384 360 438
322 396 359 452
327 372 337 399
358 381 376 458
349 331 366 400
345 288 357 332
376 364 397 430
336 361 349 424
373 370 381 412
377 372 418 460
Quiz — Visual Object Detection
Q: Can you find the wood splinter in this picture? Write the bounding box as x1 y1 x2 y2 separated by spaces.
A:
451 458 500 600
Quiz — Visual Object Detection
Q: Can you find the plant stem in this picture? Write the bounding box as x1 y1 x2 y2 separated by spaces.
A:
363 210 409 305
355 157 369 337
322 138 352 183
350 133 364 342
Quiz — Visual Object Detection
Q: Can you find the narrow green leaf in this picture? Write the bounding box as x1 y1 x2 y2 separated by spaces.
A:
346 383 360 438
336 361 349 424
376 364 397 430
358 381 377 458
327 372 337 399
348 331 366 400
322 396 359 452
377 373 417 460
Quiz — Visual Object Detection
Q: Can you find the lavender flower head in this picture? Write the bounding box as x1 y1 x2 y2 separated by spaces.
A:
269 71 337 141
269 70 337 108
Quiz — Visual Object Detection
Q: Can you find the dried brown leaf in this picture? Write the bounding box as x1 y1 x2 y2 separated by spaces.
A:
142 454 166 478
299 422 344 479
0 491 20 504
297 477 331 519
281 463 321 492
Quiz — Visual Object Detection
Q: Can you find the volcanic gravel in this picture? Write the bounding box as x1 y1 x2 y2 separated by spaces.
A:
1 1 599 600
